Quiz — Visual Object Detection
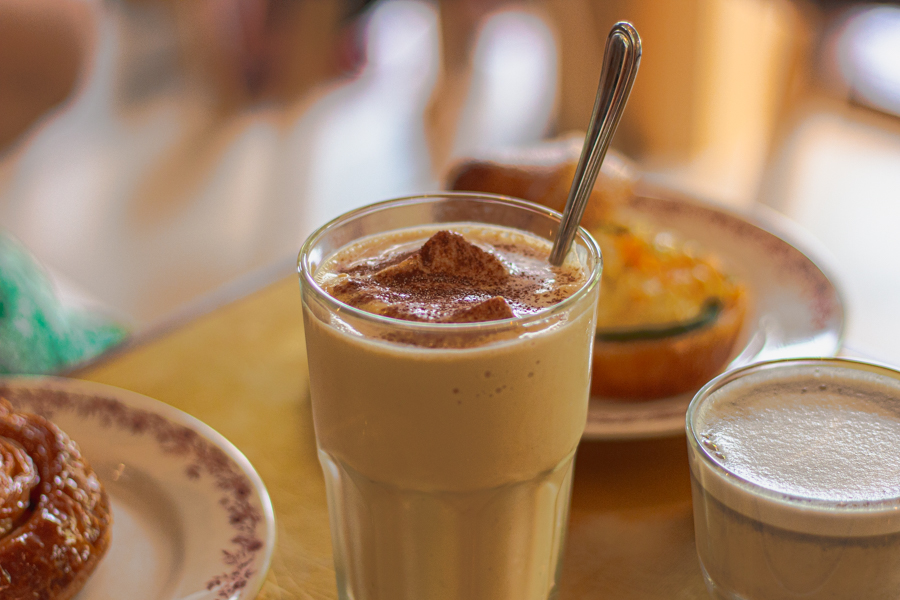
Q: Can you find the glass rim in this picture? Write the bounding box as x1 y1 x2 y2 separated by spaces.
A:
297 192 603 334
686 357 900 511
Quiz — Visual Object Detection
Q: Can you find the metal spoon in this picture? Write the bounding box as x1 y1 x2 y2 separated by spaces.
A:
549 22 642 266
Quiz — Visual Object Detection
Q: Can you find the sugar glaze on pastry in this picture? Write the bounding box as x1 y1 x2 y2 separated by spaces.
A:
0 399 112 600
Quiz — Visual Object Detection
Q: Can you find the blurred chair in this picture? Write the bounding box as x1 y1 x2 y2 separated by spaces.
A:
294 0 441 230
425 0 559 175
446 7 558 163
0 0 91 151
547 0 806 209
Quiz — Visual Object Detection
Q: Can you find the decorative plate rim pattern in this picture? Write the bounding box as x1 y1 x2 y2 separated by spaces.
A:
583 191 844 440
0 376 276 599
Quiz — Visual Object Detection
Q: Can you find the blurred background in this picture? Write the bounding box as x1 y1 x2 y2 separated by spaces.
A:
1 0 899 366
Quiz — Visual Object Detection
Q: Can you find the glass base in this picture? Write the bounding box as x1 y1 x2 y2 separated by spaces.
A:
700 560 747 600
321 450 574 600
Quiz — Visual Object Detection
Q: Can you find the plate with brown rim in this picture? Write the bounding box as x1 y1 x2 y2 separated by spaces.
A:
0 376 275 600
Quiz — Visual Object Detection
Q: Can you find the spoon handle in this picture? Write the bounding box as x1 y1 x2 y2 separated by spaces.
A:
549 22 641 266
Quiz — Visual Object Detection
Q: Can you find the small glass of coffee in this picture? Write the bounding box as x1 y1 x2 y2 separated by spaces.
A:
686 358 900 600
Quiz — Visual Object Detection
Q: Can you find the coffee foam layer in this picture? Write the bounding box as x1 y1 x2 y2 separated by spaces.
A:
689 364 900 536
315 225 585 323
697 366 900 503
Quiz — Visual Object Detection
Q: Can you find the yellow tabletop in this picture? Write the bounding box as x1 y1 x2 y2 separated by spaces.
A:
75 275 708 599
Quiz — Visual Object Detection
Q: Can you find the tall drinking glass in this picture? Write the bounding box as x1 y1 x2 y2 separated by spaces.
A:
687 358 900 600
298 193 602 600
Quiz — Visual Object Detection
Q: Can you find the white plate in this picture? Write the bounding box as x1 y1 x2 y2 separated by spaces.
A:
584 191 844 440
0 377 276 600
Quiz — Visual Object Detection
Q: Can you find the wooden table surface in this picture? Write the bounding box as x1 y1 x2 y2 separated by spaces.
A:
74 275 709 599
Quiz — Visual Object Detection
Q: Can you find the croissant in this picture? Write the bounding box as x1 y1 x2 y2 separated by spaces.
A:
0 399 111 600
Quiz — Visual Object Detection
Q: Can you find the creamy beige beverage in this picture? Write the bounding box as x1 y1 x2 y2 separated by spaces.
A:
300 197 601 600
687 360 900 600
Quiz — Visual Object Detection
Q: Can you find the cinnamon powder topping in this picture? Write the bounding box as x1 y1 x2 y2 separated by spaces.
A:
317 227 586 323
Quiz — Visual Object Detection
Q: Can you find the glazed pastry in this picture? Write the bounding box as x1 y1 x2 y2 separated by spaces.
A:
445 134 636 226
0 399 111 600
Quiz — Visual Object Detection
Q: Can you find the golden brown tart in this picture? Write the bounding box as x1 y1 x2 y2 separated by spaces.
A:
0 398 111 600
447 141 748 400
587 223 746 399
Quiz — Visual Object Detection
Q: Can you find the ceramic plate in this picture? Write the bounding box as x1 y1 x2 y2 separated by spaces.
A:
583 190 844 440
0 377 276 600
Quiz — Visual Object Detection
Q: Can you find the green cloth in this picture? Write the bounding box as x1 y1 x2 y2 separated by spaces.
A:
0 233 127 374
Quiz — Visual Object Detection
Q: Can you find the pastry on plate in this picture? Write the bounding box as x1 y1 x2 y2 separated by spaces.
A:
447 139 748 400
446 134 634 227
587 222 747 399
0 398 112 600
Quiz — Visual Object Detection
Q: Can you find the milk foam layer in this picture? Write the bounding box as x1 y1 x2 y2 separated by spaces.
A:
696 365 900 503
315 226 585 323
